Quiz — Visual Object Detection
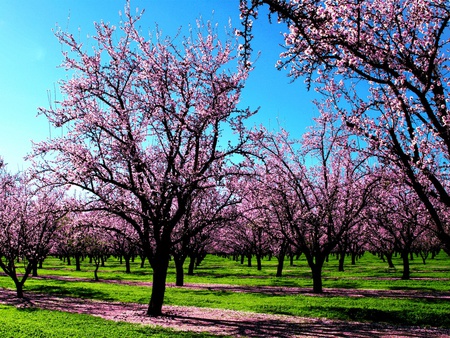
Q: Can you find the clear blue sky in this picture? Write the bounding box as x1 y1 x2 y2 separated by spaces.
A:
0 1 317 171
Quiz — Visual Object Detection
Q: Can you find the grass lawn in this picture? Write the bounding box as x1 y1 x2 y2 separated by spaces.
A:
0 304 229 338
0 251 449 332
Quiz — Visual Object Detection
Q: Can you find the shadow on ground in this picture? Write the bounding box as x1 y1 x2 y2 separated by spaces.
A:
0 288 449 338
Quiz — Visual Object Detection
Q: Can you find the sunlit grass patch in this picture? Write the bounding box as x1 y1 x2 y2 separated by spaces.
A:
0 304 229 338
1 251 449 329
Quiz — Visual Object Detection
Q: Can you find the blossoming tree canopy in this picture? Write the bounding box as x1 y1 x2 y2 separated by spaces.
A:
242 113 377 293
31 3 254 316
240 0 450 252
0 167 68 298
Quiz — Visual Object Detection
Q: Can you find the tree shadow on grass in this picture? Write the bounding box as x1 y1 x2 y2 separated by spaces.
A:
27 283 114 302
1 288 449 338
168 312 450 338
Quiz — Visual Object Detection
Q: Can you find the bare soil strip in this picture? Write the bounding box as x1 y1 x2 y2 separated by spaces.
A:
1 287 450 337
31 274 450 300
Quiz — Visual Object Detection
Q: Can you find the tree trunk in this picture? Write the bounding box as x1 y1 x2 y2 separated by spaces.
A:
385 252 395 269
187 254 196 276
196 252 206 266
419 251 428 265
174 255 186 287
9 264 32 299
338 252 345 272
32 260 39 277
124 255 131 274
351 252 357 265
307 254 325 294
276 250 286 278
311 264 323 293
15 280 24 298
256 254 262 271
75 254 81 271
401 251 410 280
94 266 99 281
247 254 252 267
147 252 170 317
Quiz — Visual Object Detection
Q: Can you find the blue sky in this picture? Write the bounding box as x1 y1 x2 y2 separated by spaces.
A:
0 1 317 171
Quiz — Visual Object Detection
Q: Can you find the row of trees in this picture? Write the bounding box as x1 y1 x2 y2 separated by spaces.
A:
1 0 450 317
0 146 442 294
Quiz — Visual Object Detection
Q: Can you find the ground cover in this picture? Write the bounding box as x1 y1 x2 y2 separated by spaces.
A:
0 303 228 338
1 289 449 338
35 251 450 290
0 252 449 336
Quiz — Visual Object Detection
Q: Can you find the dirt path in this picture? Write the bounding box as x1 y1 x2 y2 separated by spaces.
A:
1 287 450 337
32 274 450 300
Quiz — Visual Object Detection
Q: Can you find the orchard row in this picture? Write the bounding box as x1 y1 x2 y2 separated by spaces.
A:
1 0 450 317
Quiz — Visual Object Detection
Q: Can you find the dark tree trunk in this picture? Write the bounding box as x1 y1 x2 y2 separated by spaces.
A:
247 254 252 267
419 251 428 265
15 280 24 298
256 254 262 271
147 251 170 317
187 254 196 276
196 252 206 266
124 255 131 274
173 254 187 287
351 252 357 265
401 251 410 280
32 260 39 277
385 252 395 269
66 255 71 266
307 254 325 294
311 264 324 293
93 256 101 281
75 254 81 271
277 251 285 277
94 265 99 281
338 252 345 272
7 264 32 299
240 254 245 265
276 245 287 278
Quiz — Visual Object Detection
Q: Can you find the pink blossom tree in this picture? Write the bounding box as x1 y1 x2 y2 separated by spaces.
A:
105 216 140 274
240 0 450 252
51 214 88 270
231 167 278 271
250 113 376 293
170 183 240 286
367 173 434 280
31 5 253 316
0 167 68 298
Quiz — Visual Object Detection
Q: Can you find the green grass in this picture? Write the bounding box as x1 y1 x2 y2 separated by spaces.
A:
0 304 228 338
1 276 448 328
1 251 449 330
35 251 450 291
